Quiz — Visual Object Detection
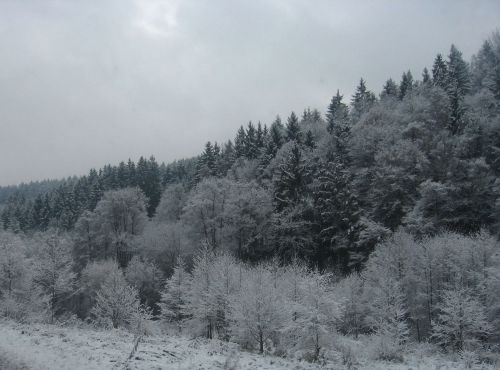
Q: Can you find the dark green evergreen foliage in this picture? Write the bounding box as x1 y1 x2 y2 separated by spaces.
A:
381 78 399 99
162 158 197 187
245 121 259 159
326 90 349 134
136 156 162 217
217 140 236 176
196 141 217 180
268 116 285 154
326 93 351 165
446 45 471 133
0 179 63 205
273 144 307 212
472 37 500 98
1 156 179 231
432 53 448 89
271 201 315 262
407 158 498 235
313 161 361 271
351 78 376 119
301 107 321 123
234 125 246 158
256 122 265 149
422 67 431 84
304 130 315 149
399 70 414 100
286 112 302 143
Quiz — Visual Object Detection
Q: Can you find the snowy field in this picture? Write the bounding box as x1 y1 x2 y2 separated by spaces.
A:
0 320 324 370
0 320 497 370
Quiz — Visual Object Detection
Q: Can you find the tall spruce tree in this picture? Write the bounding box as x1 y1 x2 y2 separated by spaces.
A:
274 144 307 212
245 121 259 159
432 54 448 89
399 71 414 100
381 78 399 99
234 126 246 158
422 67 431 84
313 161 361 271
351 78 376 120
326 90 349 134
286 112 301 143
446 44 471 133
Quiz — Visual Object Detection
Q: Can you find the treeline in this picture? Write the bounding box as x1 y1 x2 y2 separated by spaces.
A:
4 35 500 272
0 179 64 205
1 157 197 232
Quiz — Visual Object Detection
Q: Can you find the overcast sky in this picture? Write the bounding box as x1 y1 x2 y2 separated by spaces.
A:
0 0 499 186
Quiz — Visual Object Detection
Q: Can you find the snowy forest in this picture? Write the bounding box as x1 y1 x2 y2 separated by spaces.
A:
1 31 500 369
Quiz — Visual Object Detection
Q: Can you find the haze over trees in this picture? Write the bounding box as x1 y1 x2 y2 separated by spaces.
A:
1 31 500 367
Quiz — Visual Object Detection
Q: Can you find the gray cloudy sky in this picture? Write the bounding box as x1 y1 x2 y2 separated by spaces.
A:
1 0 499 186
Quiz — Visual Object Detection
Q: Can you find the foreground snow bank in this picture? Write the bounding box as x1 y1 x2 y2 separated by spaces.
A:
0 320 322 369
0 320 497 370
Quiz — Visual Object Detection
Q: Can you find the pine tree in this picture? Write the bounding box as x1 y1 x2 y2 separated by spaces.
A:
245 121 259 159
256 122 265 150
432 54 448 89
117 161 128 188
446 44 471 133
422 67 431 84
381 78 399 99
326 90 349 134
274 144 307 211
313 161 360 270
311 109 321 122
304 130 315 149
269 116 285 153
351 78 376 120
399 70 414 100
197 141 216 180
286 112 301 143
234 125 246 158
127 159 137 187
144 156 162 217
472 39 500 97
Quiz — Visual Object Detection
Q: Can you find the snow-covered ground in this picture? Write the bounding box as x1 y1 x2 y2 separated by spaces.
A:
0 320 324 370
0 320 497 370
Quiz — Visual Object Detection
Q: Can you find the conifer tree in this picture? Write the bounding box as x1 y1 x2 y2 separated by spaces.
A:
313 161 360 270
245 121 259 159
326 90 349 134
472 38 500 97
234 125 246 158
269 116 285 152
286 112 301 143
274 144 307 212
304 130 315 149
422 67 431 84
381 79 399 99
446 44 471 133
351 78 376 120
256 122 265 150
127 159 137 187
399 70 414 100
432 53 448 89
